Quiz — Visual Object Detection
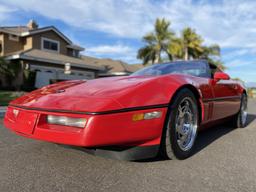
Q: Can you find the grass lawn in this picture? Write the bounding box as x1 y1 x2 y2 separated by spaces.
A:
0 91 25 106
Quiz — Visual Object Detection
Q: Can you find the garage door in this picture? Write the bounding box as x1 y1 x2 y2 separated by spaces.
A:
30 65 95 88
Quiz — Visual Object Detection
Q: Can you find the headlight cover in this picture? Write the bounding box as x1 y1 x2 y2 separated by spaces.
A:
47 115 87 128
144 111 162 119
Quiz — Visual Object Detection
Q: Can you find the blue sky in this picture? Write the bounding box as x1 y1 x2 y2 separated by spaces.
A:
0 0 255 83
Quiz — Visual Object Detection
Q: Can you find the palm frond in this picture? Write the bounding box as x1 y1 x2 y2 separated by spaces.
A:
137 45 157 65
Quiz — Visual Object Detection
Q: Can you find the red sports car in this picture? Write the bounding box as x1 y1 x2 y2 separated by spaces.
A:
4 60 247 160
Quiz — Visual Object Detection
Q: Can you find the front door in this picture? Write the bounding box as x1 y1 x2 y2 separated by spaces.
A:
211 79 241 120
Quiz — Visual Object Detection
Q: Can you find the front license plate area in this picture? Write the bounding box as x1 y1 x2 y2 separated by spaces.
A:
15 111 38 135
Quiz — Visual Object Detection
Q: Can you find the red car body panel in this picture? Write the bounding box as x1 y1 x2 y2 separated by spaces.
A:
5 105 167 147
4 72 245 159
9 75 215 112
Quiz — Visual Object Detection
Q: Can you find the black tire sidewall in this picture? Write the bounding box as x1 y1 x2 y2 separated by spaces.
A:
162 88 199 160
236 93 247 128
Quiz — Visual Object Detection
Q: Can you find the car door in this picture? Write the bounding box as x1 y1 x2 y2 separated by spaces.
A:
209 65 241 120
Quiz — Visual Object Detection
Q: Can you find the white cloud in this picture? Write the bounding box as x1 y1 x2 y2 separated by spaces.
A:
2 0 256 69
1 0 255 82
0 4 16 24
85 43 138 63
223 48 256 63
2 0 256 49
86 44 133 55
225 59 256 67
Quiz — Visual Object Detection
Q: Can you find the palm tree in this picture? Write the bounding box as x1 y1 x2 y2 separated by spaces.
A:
167 27 204 61
200 44 220 59
167 37 183 60
137 18 175 64
166 28 225 69
180 27 204 60
138 19 226 69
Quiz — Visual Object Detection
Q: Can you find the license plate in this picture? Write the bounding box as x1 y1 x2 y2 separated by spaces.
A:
15 111 38 135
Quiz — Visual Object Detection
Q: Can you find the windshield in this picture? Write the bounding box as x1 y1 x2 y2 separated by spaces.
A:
131 61 210 78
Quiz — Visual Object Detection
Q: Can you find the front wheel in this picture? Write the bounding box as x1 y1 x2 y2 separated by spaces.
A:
232 93 248 128
160 89 199 160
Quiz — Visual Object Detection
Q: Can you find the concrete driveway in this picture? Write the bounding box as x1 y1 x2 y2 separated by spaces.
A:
0 100 256 192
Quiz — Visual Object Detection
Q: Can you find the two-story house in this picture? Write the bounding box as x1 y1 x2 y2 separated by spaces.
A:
0 20 103 88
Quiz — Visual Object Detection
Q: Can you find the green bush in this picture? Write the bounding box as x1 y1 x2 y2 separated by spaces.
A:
0 91 25 106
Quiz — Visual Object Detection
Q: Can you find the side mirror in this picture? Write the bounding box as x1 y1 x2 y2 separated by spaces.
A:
214 72 230 81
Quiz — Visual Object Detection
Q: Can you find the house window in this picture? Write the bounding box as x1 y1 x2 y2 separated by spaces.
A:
72 50 79 58
41 37 59 52
0 42 2 54
9 34 19 41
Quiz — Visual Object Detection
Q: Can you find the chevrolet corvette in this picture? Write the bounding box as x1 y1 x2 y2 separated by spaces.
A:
4 60 247 160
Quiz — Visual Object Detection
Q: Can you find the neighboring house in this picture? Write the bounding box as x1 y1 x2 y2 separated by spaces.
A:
248 88 256 98
81 56 143 77
0 20 103 88
246 82 256 98
252 89 256 98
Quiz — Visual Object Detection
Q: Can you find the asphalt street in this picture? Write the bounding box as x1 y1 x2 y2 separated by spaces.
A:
0 100 256 192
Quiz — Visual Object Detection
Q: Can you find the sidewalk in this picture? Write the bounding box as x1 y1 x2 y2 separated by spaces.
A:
0 106 7 118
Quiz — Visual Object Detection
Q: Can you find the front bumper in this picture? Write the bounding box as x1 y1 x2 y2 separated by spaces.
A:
4 106 167 154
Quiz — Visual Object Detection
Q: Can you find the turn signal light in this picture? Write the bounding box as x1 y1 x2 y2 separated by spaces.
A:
132 113 144 121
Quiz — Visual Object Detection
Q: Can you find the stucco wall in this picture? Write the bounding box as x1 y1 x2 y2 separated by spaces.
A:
23 36 33 50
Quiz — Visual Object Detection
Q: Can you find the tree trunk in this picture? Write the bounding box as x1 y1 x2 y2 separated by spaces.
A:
154 51 161 64
184 46 188 61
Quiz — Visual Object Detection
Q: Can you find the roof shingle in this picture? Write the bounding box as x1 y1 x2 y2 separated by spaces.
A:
7 49 103 71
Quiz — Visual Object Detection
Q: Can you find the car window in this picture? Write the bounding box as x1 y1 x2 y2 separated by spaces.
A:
131 61 211 78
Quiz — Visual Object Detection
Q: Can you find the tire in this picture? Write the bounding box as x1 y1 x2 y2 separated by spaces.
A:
232 93 248 128
160 88 199 160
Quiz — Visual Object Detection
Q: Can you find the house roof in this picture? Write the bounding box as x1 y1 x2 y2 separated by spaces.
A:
0 25 79 47
125 64 143 72
6 49 103 71
5 49 143 75
0 26 29 35
66 44 84 51
81 56 143 76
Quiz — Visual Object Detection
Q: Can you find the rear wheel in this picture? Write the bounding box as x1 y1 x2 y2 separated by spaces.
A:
232 93 248 128
160 89 199 160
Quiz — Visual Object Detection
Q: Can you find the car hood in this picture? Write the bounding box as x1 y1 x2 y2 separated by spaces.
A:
10 75 171 112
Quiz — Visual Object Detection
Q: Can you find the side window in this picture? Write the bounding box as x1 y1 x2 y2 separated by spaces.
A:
200 61 212 78
196 61 212 78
